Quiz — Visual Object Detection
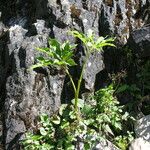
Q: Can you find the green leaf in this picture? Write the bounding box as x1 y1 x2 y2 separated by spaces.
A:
130 84 140 92
97 42 116 48
40 127 47 136
71 98 84 108
69 30 86 43
36 47 50 54
96 37 105 44
31 135 42 141
69 110 76 119
65 143 75 150
49 39 60 50
116 84 129 93
82 104 93 115
122 112 129 120
114 122 122 130
66 59 77 66
60 120 70 129
40 114 49 122
30 63 44 69
59 104 68 116
37 56 45 61
84 143 91 149
105 124 114 135
51 115 60 125
84 119 94 125
62 51 74 60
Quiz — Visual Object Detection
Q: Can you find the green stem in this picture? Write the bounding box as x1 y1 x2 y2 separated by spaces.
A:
74 48 90 118
65 68 77 94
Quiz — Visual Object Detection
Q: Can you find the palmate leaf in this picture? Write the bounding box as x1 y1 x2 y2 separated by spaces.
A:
49 39 61 50
49 39 62 58
70 30 115 56
61 43 74 57
62 51 74 61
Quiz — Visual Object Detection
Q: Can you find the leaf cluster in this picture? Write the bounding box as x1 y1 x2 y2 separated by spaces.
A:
22 30 134 150
70 30 115 55
31 39 76 69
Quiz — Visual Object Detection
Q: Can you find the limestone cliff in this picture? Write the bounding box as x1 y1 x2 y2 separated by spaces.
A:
0 0 149 149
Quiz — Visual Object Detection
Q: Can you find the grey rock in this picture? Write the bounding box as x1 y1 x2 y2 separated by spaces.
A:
83 52 104 91
135 115 150 142
0 22 6 38
129 137 150 150
128 26 150 58
4 24 65 149
93 140 120 150
0 0 149 149
77 139 120 150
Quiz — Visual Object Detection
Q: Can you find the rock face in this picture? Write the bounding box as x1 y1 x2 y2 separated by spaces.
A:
129 115 150 150
93 140 120 150
128 26 150 58
129 137 150 150
4 23 66 149
0 0 149 149
135 115 150 142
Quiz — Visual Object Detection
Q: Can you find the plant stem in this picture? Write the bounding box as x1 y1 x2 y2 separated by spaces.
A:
74 48 90 118
65 68 77 94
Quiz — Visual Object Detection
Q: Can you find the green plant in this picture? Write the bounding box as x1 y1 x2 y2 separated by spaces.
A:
114 131 134 150
114 64 150 114
31 30 115 120
31 39 77 69
22 85 131 150
82 85 131 138
23 30 133 149
116 84 141 99
22 104 101 150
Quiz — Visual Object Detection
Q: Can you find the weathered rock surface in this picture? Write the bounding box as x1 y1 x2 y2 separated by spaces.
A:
77 138 120 150
129 137 150 150
128 26 150 58
135 115 150 142
129 115 150 149
4 23 66 149
0 0 149 149
93 140 120 150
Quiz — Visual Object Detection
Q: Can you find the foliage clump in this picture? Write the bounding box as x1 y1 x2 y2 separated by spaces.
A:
22 85 132 150
22 30 133 150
